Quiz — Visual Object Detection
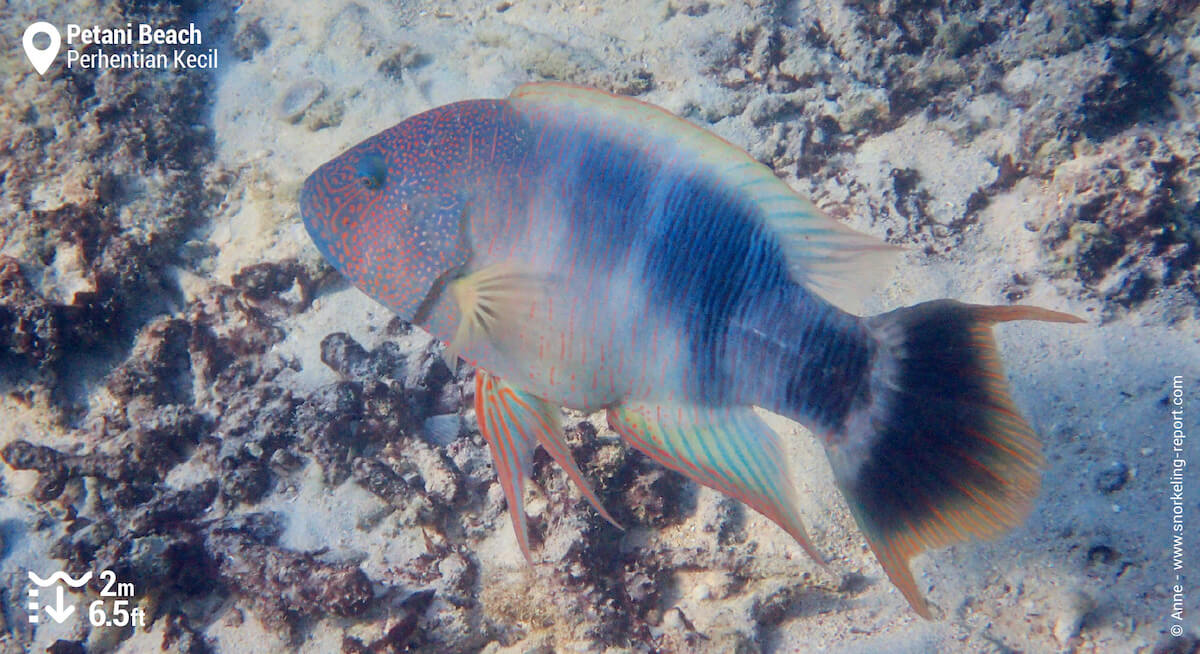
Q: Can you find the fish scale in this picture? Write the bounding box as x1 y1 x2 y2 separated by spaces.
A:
301 82 1084 618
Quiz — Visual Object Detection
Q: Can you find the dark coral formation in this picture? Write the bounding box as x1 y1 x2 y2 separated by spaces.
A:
694 1 1200 309
206 528 374 624
0 1 225 415
1039 131 1198 315
3 282 490 649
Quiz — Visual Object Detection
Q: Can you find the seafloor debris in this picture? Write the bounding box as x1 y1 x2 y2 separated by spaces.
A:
1096 461 1131 494
1040 130 1198 313
275 79 326 124
378 43 433 82
231 259 313 317
231 17 270 62
205 528 374 633
2 440 156 502
0 3 222 419
0 256 66 369
162 611 213 654
339 589 435 653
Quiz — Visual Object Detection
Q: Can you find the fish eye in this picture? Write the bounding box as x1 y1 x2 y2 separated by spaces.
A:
355 153 387 191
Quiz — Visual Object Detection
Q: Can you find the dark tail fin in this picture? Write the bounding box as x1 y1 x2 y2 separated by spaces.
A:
825 300 1083 618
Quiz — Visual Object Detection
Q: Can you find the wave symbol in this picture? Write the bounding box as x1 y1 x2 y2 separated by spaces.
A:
27 571 93 588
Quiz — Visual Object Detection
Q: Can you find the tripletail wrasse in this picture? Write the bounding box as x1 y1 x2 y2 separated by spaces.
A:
300 83 1083 617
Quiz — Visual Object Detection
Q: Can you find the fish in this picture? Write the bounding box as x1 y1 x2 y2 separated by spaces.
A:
299 82 1083 618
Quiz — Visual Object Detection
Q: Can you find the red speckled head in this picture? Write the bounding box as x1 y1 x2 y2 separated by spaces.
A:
300 99 511 321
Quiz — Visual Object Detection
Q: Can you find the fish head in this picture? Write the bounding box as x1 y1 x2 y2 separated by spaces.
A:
300 118 472 323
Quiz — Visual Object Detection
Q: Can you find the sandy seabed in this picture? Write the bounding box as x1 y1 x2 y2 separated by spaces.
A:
2 1 1199 652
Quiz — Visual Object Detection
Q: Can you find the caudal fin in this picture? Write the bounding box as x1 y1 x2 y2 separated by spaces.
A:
826 300 1083 618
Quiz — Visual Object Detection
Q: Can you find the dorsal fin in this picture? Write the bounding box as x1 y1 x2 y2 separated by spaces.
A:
509 82 897 312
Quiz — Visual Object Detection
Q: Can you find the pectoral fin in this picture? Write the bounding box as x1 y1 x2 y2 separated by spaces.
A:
475 370 619 563
444 262 551 366
606 402 823 564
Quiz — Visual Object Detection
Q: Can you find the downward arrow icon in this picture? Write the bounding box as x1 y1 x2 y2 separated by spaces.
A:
43 586 74 623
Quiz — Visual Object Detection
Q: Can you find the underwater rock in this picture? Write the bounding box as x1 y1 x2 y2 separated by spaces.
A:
45 641 86 654
295 381 365 485
207 511 286 545
126 404 210 477
555 419 688 528
0 0 220 422
1074 43 1171 141
206 528 374 633
213 383 297 501
303 95 346 132
162 611 213 654
231 259 312 316
320 332 374 379
2 440 154 502
351 456 422 509
232 18 270 62
395 437 460 507
1003 40 1173 174
934 14 988 58
403 343 454 392
275 79 326 124
219 462 272 505
622 465 685 528
378 43 433 82
1 441 70 500
128 480 218 536
339 589 434 653
0 256 65 369
106 317 194 405
50 513 214 607
1039 131 1196 311
793 115 846 178
185 280 294 397
697 493 743 545
1096 462 1131 494
605 68 655 96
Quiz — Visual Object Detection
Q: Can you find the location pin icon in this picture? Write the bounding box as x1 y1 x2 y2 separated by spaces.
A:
23 22 61 76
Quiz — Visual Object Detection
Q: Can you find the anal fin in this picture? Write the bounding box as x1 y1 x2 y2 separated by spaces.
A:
475 370 619 563
606 402 823 564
